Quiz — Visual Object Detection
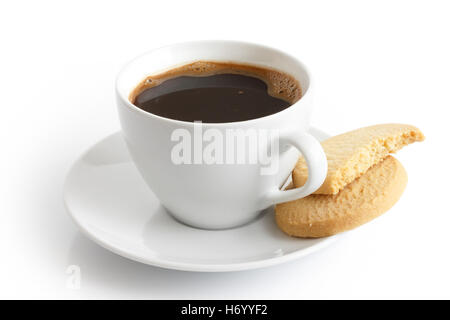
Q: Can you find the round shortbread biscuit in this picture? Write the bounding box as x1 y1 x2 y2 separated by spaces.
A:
275 156 408 238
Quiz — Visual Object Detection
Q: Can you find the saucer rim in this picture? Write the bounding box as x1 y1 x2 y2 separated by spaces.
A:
64 128 340 272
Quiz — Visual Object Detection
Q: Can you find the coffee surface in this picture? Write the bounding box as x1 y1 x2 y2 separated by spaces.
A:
130 61 301 123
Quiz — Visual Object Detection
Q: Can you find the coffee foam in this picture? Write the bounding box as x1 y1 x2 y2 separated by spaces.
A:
129 61 302 104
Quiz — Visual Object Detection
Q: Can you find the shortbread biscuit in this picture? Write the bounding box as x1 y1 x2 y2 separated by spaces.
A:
276 156 407 238
293 124 424 194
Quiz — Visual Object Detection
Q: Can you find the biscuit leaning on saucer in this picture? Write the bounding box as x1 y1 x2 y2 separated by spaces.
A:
276 156 407 238
275 123 424 238
292 124 424 194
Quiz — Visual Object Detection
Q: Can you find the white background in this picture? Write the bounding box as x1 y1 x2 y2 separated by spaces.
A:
1 0 449 299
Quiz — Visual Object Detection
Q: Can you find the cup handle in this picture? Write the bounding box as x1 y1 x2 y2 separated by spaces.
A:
261 130 328 207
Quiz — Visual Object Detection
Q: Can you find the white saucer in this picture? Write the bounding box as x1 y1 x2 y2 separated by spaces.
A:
64 128 338 272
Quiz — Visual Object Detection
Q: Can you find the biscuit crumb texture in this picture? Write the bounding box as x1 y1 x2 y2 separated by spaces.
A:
276 156 408 238
293 124 424 194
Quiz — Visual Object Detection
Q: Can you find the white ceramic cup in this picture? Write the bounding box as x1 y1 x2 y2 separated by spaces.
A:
116 41 327 229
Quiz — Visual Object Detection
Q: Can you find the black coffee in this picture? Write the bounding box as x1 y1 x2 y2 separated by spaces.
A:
130 61 301 123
